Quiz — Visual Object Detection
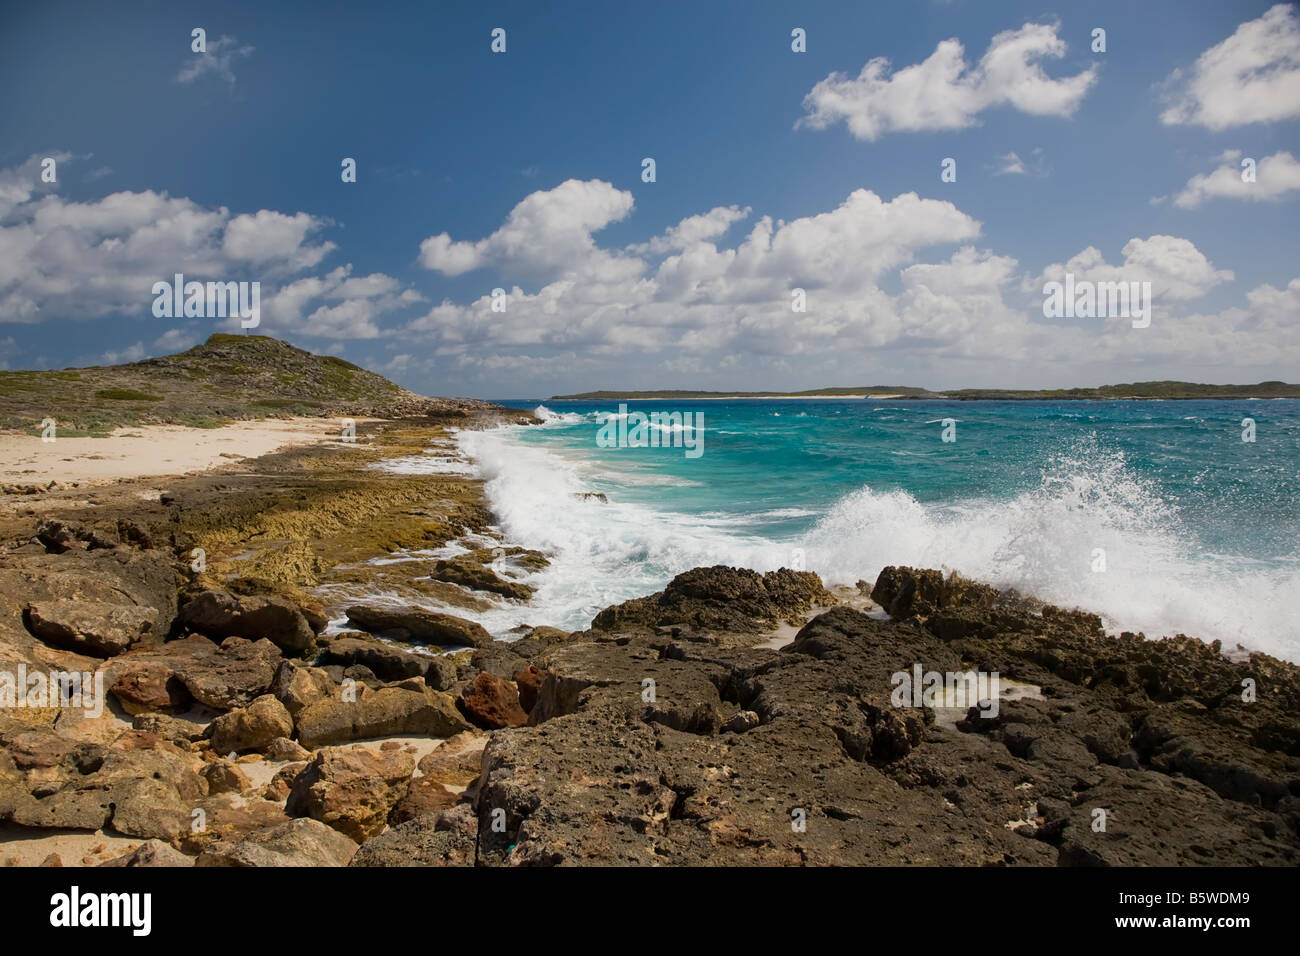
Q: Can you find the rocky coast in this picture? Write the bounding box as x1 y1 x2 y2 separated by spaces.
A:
1 350 1296 867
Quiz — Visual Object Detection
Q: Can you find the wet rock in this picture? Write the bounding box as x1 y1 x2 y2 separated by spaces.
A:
430 555 534 601
323 636 446 685
286 746 415 842
346 605 492 648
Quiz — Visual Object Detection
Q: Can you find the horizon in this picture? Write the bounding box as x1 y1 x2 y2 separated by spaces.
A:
2 1 1299 398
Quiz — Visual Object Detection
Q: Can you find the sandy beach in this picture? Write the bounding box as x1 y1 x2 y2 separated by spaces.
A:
0 417 377 489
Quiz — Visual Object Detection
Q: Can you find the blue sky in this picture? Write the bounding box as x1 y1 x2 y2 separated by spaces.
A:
2 0 1298 397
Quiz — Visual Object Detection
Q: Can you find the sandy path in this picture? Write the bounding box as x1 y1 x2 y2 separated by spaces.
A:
0 417 377 488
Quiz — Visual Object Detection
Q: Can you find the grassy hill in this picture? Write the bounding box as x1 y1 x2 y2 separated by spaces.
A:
0 334 448 434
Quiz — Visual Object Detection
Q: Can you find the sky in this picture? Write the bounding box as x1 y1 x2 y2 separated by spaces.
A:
1 0 1298 398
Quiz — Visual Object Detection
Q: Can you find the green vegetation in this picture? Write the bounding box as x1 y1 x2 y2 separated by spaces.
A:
94 388 163 402
0 333 429 432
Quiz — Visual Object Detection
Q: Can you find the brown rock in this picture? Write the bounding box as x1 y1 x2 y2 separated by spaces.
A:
110 661 191 715
285 746 415 842
209 695 294 754
459 672 528 729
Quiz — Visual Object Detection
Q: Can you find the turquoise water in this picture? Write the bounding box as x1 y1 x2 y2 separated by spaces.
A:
444 399 1300 659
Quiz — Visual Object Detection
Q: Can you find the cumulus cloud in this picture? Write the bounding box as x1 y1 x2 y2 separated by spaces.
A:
176 35 254 88
100 342 146 365
1031 235 1234 302
1160 4 1300 130
0 152 423 345
798 22 1097 140
419 179 640 282
1173 150 1300 208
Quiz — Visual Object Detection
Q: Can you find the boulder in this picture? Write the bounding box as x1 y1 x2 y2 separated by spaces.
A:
295 684 471 749
591 565 832 634
24 601 159 657
269 659 335 717
173 637 281 711
345 605 492 648
200 759 251 795
286 746 415 842
389 776 459 825
209 695 294 755
180 588 316 653
459 672 528 729
512 665 545 713
348 805 476 867
110 661 192 715
196 818 358 867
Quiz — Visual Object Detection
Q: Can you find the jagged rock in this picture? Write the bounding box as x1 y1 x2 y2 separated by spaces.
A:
269 659 336 717
180 588 316 654
196 818 358 867
346 605 492 648
349 805 477 866
24 601 159 657
173 637 281 711
295 684 471 749
870 565 997 621
591 565 832 634
286 746 415 842
459 672 528 729
209 695 294 754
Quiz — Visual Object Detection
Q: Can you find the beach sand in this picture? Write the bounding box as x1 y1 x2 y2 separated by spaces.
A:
0 417 378 489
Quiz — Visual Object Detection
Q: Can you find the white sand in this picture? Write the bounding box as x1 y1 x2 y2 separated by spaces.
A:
0 417 377 488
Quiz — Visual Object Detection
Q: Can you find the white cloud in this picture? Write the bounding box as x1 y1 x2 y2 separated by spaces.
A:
0 153 337 325
176 35 254 88
1160 4 1300 130
100 342 145 365
419 179 639 282
1031 235 1234 302
1173 150 1300 208
260 264 422 339
798 22 1097 140
153 328 201 352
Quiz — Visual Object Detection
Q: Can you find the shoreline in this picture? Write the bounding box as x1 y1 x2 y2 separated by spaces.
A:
0 410 1296 867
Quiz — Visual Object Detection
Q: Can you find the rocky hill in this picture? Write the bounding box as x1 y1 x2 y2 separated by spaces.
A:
0 334 484 433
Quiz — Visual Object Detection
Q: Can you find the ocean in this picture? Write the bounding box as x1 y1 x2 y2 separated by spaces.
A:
397 398 1300 661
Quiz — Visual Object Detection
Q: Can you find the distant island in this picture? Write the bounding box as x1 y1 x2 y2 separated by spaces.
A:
551 382 1300 401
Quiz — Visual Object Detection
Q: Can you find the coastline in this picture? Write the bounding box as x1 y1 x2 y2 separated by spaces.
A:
0 409 1296 867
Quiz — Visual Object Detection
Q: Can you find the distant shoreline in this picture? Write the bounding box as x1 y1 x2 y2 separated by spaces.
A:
549 382 1300 402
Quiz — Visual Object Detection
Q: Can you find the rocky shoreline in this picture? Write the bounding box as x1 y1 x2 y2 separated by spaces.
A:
1 412 1296 866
